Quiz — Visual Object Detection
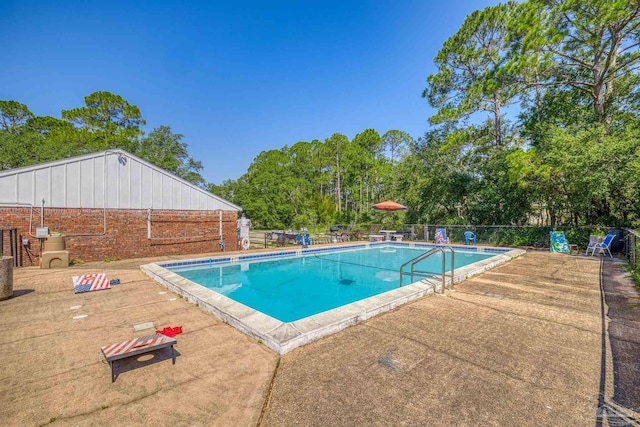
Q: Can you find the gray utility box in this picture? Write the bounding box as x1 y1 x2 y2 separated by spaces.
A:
36 227 49 238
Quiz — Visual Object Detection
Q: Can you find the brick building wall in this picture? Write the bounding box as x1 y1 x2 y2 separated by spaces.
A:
0 207 238 267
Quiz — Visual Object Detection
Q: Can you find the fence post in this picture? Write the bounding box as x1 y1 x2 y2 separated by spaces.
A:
624 229 638 271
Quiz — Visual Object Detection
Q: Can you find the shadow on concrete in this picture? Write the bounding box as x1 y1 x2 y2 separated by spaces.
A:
8 289 35 298
109 347 181 383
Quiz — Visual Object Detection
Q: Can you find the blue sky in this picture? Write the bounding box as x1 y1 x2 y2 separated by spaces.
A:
1 0 499 184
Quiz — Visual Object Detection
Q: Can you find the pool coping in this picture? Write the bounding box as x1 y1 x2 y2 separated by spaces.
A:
140 242 525 355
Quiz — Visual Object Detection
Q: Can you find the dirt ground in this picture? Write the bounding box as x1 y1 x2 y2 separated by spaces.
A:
262 252 635 426
1 250 639 426
0 254 278 427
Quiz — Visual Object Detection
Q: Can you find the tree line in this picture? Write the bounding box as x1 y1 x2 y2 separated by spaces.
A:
2 0 639 230
216 0 640 229
0 91 205 186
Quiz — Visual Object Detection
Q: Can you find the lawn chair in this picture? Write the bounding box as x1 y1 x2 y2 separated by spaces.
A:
434 228 449 244
585 235 603 255
589 233 615 258
550 231 570 253
295 233 312 247
464 231 476 245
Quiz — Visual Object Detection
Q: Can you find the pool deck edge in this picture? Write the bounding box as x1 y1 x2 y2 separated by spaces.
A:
141 245 525 355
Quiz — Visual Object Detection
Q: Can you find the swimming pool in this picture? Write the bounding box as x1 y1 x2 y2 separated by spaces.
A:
170 246 493 322
141 242 525 354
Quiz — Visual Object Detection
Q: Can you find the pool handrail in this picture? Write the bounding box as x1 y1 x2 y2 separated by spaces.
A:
399 246 455 294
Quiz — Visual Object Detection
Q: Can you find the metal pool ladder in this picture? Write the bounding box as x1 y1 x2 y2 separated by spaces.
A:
399 246 455 294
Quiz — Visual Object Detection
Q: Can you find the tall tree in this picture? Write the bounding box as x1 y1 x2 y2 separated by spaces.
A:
62 91 145 152
232 149 298 228
137 126 205 186
382 130 413 165
0 129 45 170
26 115 87 159
0 100 33 133
394 127 473 223
518 0 640 126
350 129 384 214
323 133 349 212
424 2 521 147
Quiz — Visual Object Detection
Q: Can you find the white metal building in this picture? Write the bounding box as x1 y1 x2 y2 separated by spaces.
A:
0 149 241 212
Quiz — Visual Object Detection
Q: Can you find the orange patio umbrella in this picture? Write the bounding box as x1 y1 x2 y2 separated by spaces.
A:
372 200 407 211
373 200 407 227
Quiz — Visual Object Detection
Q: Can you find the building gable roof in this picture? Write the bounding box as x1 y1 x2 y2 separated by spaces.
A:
0 149 242 211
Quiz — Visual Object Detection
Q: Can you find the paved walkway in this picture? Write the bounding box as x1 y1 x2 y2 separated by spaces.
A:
600 259 640 424
262 252 632 426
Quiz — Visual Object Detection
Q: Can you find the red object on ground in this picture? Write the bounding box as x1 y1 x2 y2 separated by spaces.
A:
156 326 183 337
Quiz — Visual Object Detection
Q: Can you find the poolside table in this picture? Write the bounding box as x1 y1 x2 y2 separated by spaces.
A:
379 230 396 241
101 333 177 382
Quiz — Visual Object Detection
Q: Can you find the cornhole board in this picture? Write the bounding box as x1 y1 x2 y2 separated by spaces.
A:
73 273 111 293
101 333 177 382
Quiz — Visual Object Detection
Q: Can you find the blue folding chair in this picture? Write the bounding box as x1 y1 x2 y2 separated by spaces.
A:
589 233 615 258
464 231 476 245
295 233 312 247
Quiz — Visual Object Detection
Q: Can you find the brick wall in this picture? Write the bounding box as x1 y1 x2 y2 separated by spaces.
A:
0 207 238 267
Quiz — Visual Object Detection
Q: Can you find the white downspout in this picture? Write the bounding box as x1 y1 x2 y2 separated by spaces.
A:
147 208 152 239
218 210 225 251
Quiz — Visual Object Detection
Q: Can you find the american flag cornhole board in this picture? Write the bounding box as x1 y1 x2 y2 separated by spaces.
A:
101 333 177 382
73 273 110 293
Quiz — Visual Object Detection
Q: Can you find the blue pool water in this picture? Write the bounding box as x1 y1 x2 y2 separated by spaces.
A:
170 245 495 322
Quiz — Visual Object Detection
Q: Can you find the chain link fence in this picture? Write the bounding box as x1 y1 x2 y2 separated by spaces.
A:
622 229 639 272
342 224 616 249
248 224 639 273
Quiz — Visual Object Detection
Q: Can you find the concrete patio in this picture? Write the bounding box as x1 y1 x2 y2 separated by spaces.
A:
0 255 277 426
1 249 637 426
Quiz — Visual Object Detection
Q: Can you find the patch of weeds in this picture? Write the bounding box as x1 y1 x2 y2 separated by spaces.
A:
196 303 199 307
70 259 84 265
103 257 120 263
178 294 183 299
622 262 640 288
49 417 56 423
631 270 640 288
257 339 263 345
101 405 108 410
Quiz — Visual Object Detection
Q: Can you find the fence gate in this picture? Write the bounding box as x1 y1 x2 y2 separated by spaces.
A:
0 228 21 267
